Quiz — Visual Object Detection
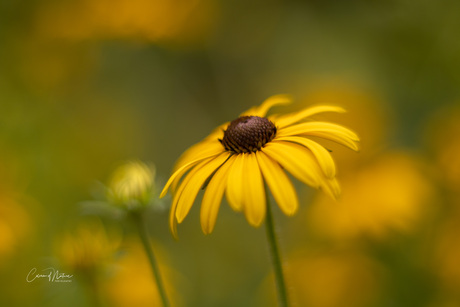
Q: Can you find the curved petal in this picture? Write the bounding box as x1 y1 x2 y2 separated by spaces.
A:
171 139 227 192
274 136 336 178
225 154 245 212
242 153 266 227
262 142 322 188
172 139 223 173
200 156 235 234
277 121 360 151
278 121 359 139
169 158 209 238
306 131 359 151
240 94 292 117
171 122 227 173
256 151 298 216
207 122 229 140
161 151 221 198
175 152 230 223
321 177 341 199
169 202 179 238
274 105 346 128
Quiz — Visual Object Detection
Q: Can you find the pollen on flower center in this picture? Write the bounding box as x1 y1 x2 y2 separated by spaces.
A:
220 116 277 153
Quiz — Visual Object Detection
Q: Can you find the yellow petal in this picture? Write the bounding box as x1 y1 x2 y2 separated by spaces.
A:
169 189 181 238
275 136 336 178
240 94 292 117
175 152 230 223
225 154 245 212
169 157 211 238
242 153 266 227
170 126 229 191
256 151 299 216
169 123 225 169
262 142 322 188
274 105 346 128
200 156 234 234
307 131 359 151
173 138 223 172
160 151 220 198
321 177 341 199
207 122 229 140
278 121 359 139
277 121 360 151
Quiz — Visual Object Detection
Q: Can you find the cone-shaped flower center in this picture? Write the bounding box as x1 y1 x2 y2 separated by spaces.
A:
220 116 277 153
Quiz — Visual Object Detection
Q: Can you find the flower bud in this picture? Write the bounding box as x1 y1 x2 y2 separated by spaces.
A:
108 161 155 210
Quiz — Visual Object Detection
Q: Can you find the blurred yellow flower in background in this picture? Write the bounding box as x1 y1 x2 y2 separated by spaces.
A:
308 152 434 240
0 159 33 267
301 84 391 168
433 219 460 298
426 104 460 306
104 239 182 307
161 95 359 236
35 0 218 47
107 160 155 210
56 219 121 276
0 195 31 265
427 104 460 193
2 0 460 305
258 249 383 307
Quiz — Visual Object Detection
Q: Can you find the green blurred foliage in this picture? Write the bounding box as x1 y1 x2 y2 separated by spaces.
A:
1 0 460 306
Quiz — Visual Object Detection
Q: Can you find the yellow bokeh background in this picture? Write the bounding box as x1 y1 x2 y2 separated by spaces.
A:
1 0 460 306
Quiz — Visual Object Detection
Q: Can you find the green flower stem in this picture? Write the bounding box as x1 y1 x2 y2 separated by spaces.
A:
265 197 289 307
132 212 170 307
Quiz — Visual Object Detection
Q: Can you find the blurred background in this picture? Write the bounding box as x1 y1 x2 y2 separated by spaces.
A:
1 0 460 306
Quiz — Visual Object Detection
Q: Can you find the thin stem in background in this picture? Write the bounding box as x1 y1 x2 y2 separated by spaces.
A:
132 212 171 307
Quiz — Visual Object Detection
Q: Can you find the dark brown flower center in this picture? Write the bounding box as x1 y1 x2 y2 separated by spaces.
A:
219 116 277 153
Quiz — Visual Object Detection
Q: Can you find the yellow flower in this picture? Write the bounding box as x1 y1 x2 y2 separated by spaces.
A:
0 196 31 264
56 219 120 274
307 152 434 240
108 160 155 210
35 0 218 47
161 95 359 236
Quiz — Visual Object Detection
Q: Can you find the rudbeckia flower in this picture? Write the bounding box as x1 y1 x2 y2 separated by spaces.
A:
161 95 359 236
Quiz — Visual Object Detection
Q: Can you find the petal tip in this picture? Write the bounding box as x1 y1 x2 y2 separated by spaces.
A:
170 223 179 240
247 216 265 228
201 226 213 235
159 188 168 198
286 206 298 216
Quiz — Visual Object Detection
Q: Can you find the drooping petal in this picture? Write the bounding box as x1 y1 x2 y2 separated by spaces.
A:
256 151 299 216
160 151 221 198
242 153 266 227
200 156 235 234
225 153 245 211
321 177 341 199
262 142 322 188
278 121 358 139
175 152 230 223
169 193 180 238
240 94 292 117
169 122 227 174
277 121 360 151
274 105 346 128
305 132 359 151
173 137 222 169
169 158 208 238
275 136 336 178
